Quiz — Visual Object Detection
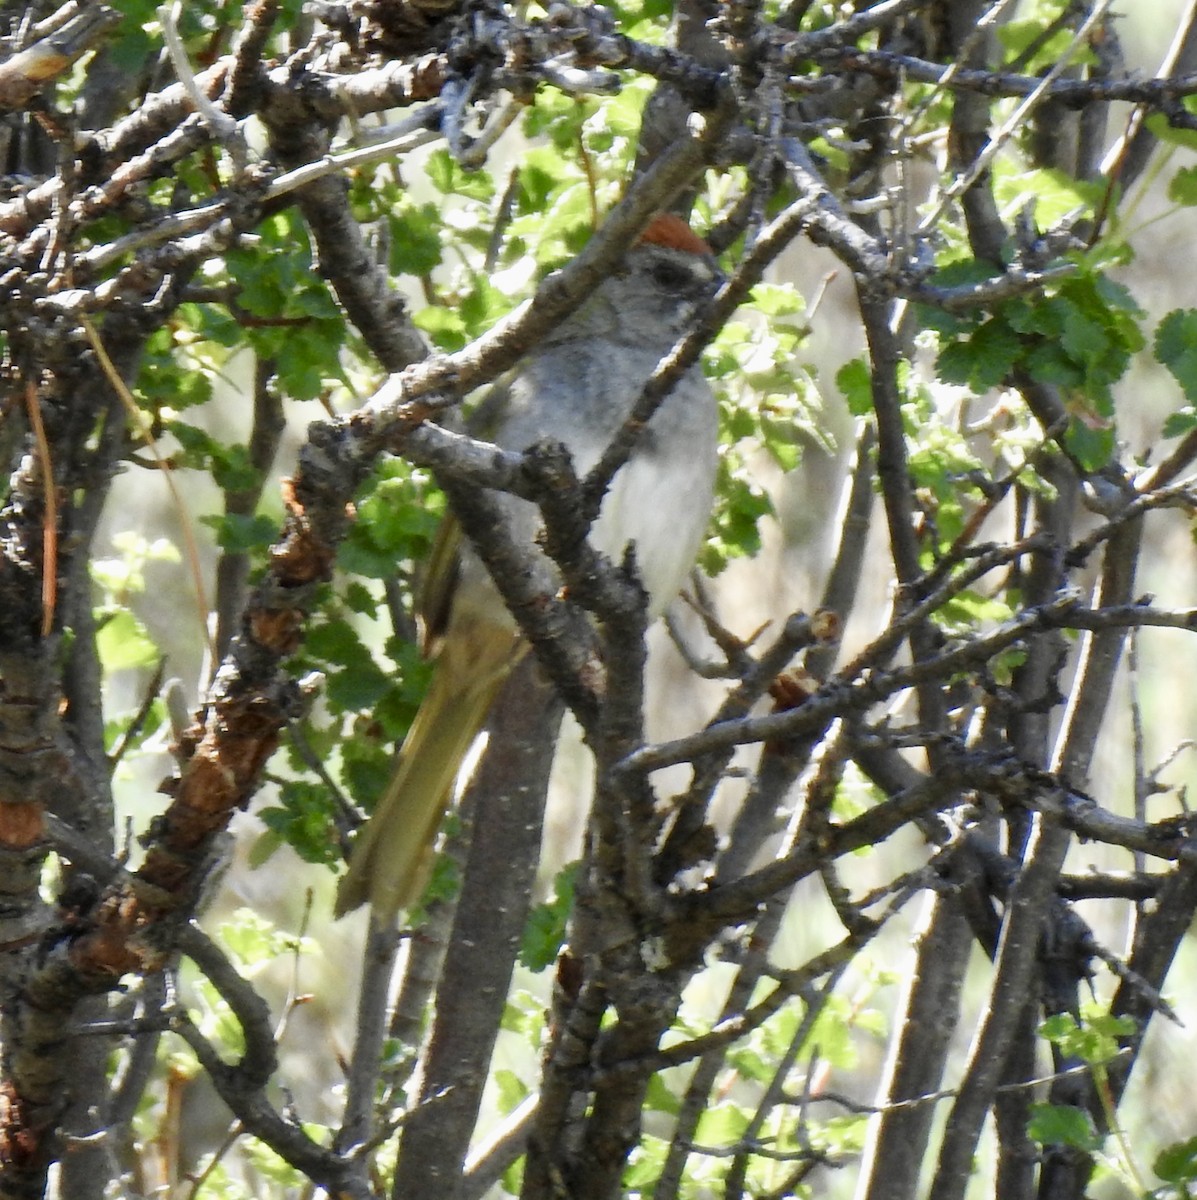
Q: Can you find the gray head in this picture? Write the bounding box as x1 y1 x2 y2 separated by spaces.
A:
553 214 723 352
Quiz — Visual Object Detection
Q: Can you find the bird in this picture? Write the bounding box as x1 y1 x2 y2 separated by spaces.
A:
335 212 722 924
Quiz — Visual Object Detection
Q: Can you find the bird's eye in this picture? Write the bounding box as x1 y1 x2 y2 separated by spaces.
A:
649 260 699 291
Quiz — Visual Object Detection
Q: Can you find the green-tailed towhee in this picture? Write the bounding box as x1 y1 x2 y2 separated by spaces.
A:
335 213 722 923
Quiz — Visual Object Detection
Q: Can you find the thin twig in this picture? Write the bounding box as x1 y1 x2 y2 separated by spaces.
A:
23 377 57 636
79 316 215 664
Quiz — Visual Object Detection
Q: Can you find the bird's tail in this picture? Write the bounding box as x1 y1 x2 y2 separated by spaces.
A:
334 616 522 922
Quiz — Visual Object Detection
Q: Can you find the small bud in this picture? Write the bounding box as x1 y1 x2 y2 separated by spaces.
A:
769 667 816 711
811 609 841 643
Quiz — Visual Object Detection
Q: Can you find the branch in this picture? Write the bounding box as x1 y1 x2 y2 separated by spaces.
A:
808 46 1197 108
928 805 1071 1200
0 4 120 111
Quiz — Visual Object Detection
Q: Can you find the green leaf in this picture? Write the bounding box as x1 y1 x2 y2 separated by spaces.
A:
305 617 395 710
999 9 1096 72
341 739 394 808
622 1135 668 1190
1164 407 1197 438
110 20 155 71
389 203 443 276
342 462 443 578
520 863 577 971
1147 111 1197 153
936 589 1016 632
937 317 1022 390
918 260 1006 337
807 994 861 1069
92 533 180 599
836 357 873 416
993 166 1101 226
104 698 167 757
326 659 391 710
1155 309 1197 404
1039 1010 1136 1065
643 1073 680 1116
412 305 468 351
1064 418 1115 473
370 645 432 740
344 581 379 617
1023 340 1082 388
1168 166 1197 207
817 1113 870 1155
168 422 262 492
1027 1104 1102 1152
201 512 278 554
244 1137 308 1189
749 282 806 317
247 826 285 869
494 1068 529 1114
1155 1135 1197 1184
501 989 548 1039
292 285 340 320
459 278 515 333
424 149 494 200
306 619 366 662
259 781 340 866
700 458 772 574
517 158 561 215
693 1102 751 1146
218 907 307 967
501 1157 524 1197
509 182 594 266
1060 302 1110 367
96 609 159 670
